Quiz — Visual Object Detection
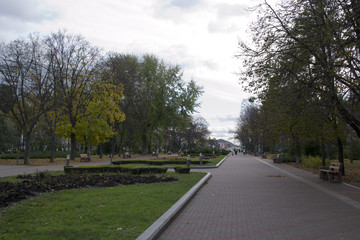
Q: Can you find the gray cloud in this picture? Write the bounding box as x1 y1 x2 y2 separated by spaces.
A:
165 0 202 10
208 21 240 33
211 114 238 123
0 0 58 41
215 3 249 19
160 44 221 73
0 0 58 23
152 0 204 24
208 3 250 34
210 127 235 140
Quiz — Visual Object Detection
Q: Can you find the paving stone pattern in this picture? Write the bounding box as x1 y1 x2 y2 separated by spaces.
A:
158 154 360 240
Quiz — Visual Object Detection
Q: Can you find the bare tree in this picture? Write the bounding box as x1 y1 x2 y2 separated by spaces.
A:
0 34 53 164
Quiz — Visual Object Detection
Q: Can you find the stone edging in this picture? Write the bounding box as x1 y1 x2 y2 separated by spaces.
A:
136 172 212 240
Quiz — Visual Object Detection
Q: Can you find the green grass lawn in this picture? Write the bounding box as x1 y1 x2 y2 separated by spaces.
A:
0 172 206 240
197 155 225 166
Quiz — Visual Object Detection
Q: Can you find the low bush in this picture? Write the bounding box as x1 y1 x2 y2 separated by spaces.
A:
187 148 229 156
302 155 330 168
112 159 210 166
64 165 167 175
174 167 190 174
269 153 297 163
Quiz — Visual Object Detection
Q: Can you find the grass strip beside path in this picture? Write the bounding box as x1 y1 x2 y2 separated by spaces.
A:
0 172 206 240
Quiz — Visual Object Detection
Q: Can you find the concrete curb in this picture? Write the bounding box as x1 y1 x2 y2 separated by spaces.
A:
136 172 212 240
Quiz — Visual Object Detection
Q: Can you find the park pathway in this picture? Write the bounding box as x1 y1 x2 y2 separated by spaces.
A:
158 154 360 240
0 154 176 177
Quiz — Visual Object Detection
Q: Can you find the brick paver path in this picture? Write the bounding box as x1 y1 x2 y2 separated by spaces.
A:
158 154 360 240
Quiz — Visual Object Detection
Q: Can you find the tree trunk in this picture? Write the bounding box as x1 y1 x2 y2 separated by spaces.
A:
332 95 360 138
337 137 345 176
111 136 116 157
99 143 103 159
87 145 91 161
118 127 124 157
23 132 31 165
142 133 147 155
326 141 331 160
349 130 354 164
295 136 301 164
70 132 77 160
49 130 56 163
320 137 326 166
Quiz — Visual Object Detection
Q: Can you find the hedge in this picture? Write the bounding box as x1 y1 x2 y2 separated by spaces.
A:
174 167 190 174
186 149 230 155
64 165 167 175
112 159 210 166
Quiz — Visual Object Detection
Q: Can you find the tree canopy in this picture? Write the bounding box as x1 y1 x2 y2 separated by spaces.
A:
236 0 360 172
0 30 205 162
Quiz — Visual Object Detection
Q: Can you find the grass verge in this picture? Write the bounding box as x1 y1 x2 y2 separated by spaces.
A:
0 172 206 240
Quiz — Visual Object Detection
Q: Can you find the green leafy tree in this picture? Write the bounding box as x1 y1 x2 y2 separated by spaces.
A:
105 54 202 155
74 82 125 155
45 30 102 160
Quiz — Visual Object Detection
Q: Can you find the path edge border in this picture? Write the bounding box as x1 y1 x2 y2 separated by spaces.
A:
136 172 212 240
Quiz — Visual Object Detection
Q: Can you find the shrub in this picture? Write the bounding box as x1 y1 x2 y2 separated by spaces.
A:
64 165 167 175
112 159 209 166
302 155 330 168
174 167 190 174
282 153 296 162
124 166 167 174
187 149 222 155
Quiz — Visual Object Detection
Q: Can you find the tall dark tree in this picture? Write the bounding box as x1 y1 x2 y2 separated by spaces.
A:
0 34 53 164
237 0 360 173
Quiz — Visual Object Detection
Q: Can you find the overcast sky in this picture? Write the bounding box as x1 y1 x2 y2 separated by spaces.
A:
0 0 266 142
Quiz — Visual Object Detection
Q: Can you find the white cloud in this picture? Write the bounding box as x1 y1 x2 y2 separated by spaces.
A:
207 3 251 34
215 3 249 18
152 0 205 24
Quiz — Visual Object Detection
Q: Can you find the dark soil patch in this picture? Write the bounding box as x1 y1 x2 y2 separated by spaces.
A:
0 172 177 209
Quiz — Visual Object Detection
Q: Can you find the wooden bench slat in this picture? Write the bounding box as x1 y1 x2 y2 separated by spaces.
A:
319 162 342 183
80 154 90 162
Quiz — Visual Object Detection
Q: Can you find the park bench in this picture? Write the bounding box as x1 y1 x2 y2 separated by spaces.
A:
273 154 282 164
80 154 90 162
123 152 131 159
319 161 342 183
